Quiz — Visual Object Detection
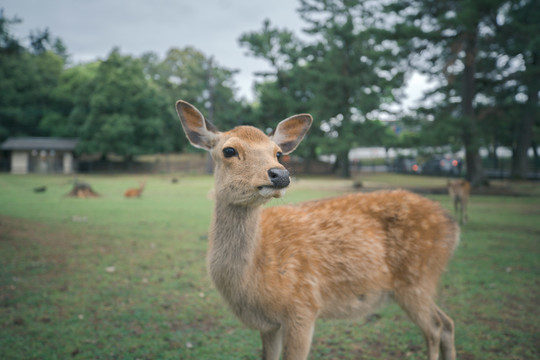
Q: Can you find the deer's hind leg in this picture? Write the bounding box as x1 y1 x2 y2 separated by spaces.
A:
395 287 455 360
435 305 456 360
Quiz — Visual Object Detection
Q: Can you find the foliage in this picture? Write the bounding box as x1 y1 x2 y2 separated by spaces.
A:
493 0 540 178
0 13 64 141
0 11 242 156
71 49 172 160
239 20 318 162
0 3 538 175
0 9 22 54
384 0 539 184
39 62 99 138
240 1 407 177
142 47 248 133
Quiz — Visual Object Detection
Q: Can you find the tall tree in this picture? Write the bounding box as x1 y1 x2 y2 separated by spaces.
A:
241 2 406 177
240 19 309 120
298 0 406 177
387 0 510 186
239 20 319 164
497 0 540 178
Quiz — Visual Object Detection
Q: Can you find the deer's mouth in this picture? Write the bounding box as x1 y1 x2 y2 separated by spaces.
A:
257 185 286 198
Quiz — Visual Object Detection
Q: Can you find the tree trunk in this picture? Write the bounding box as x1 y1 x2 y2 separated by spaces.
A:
338 150 350 178
511 65 538 179
461 28 486 187
464 142 484 185
302 145 317 174
511 115 534 179
532 142 539 175
490 143 498 169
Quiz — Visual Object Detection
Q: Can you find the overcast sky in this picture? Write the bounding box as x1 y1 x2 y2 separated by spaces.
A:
2 0 427 106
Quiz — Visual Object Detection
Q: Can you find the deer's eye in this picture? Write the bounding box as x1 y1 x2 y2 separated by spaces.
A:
223 147 237 158
276 152 283 161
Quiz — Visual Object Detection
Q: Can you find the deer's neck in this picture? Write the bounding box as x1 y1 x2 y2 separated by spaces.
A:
208 201 261 298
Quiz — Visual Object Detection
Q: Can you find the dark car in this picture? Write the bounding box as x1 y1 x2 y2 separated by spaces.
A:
392 158 421 174
422 156 462 176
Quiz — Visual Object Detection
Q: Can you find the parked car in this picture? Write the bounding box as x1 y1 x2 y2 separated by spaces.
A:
392 158 421 174
421 156 462 176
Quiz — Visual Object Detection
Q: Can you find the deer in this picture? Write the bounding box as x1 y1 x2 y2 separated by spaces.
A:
124 181 146 198
175 100 459 360
447 179 470 225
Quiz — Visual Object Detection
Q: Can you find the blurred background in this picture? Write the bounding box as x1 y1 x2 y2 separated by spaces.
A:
1 0 538 184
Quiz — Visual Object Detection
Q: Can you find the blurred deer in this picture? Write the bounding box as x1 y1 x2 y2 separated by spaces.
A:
448 179 470 225
176 100 459 360
124 181 146 198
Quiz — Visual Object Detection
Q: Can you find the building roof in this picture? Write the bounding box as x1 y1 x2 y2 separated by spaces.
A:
1 137 79 151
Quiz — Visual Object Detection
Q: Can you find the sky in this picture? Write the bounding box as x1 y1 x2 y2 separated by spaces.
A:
2 0 428 106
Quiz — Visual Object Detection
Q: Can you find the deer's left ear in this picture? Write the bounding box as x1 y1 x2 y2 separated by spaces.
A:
271 114 312 154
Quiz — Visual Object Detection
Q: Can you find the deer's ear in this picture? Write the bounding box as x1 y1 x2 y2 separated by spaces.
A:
271 114 312 154
175 100 219 150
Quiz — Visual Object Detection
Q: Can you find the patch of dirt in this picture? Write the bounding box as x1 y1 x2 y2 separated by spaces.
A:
66 183 99 198
0 215 74 282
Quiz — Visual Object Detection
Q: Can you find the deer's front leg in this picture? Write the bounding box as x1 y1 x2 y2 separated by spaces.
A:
281 318 316 360
261 327 283 360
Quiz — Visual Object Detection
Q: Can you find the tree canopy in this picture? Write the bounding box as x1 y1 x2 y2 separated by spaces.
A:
0 2 538 179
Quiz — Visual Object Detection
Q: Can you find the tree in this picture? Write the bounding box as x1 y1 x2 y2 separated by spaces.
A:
0 11 249 162
39 62 99 138
0 17 65 142
496 0 540 178
298 0 406 177
142 47 246 151
241 2 406 177
386 0 514 186
76 49 172 160
240 19 310 120
385 0 539 182
240 19 319 166
0 9 22 55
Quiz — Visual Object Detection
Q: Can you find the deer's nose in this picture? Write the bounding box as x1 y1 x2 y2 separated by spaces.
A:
268 168 290 189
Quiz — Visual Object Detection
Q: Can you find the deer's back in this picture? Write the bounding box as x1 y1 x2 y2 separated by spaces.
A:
256 190 459 318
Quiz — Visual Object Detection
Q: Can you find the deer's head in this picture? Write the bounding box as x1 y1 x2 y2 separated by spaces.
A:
176 100 312 206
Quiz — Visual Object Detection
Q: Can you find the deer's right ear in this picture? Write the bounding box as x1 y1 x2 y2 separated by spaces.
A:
176 100 220 150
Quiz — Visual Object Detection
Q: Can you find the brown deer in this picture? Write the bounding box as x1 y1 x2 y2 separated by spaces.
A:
175 100 459 360
124 181 146 198
447 179 470 225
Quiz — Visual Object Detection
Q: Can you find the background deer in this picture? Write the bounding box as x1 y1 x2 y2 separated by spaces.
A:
447 179 470 225
124 181 146 198
176 100 459 360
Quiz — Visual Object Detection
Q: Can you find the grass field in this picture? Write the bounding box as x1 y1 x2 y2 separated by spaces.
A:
0 173 539 359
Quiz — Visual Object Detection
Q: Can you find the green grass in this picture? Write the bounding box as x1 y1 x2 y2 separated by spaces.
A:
0 173 539 359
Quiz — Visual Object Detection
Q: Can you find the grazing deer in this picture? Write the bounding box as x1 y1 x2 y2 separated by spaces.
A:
447 179 470 225
175 100 459 360
124 181 146 198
